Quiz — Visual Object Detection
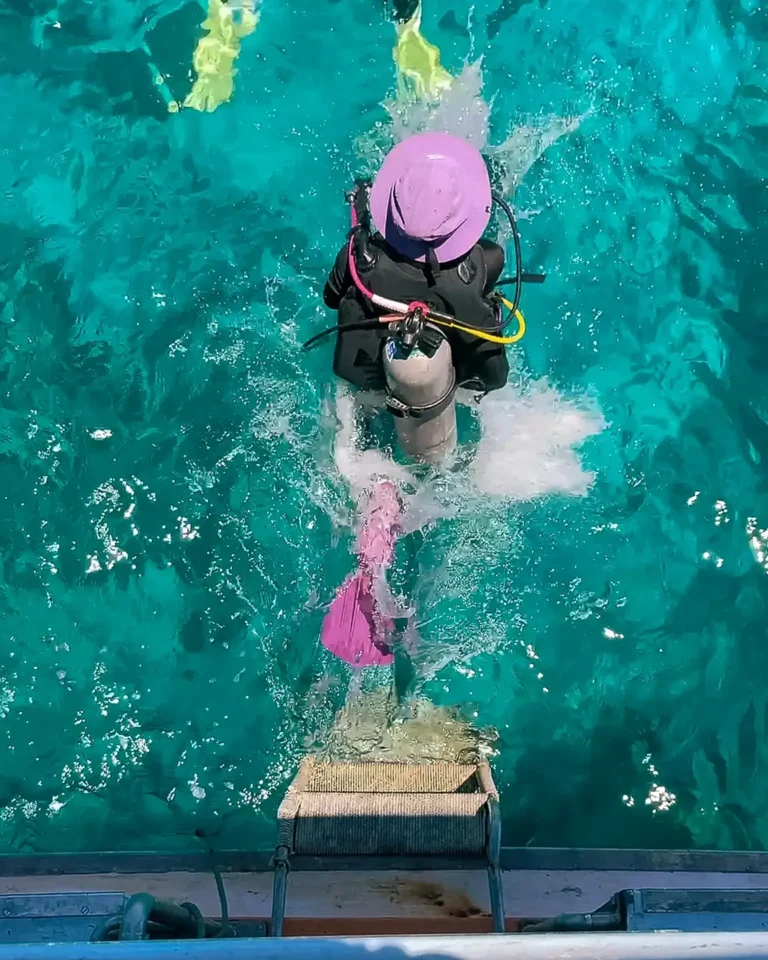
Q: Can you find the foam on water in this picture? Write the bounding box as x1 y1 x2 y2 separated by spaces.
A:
332 386 416 498
471 380 604 499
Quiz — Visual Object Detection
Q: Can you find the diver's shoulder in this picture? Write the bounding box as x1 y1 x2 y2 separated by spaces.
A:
477 238 504 256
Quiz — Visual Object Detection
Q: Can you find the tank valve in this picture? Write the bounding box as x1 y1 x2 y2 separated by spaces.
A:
390 306 443 357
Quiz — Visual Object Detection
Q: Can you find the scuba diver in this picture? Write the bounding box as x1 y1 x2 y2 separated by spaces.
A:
323 131 510 397
313 131 533 667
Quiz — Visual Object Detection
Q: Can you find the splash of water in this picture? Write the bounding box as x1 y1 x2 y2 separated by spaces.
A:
471 380 604 499
488 111 591 193
399 480 459 534
357 57 586 189
333 375 602 506
333 384 414 498
371 571 415 622
384 57 587 192
386 61 491 149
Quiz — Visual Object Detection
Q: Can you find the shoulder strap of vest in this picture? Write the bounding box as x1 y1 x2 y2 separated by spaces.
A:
352 179 373 231
349 180 377 269
478 244 488 294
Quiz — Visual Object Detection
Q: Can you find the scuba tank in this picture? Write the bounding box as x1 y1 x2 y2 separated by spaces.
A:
382 314 457 464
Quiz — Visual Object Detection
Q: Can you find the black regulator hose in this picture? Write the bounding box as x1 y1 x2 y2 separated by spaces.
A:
492 194 523 332
302 319 384 352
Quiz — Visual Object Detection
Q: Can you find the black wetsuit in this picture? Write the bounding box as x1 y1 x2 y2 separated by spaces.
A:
324 237 509 393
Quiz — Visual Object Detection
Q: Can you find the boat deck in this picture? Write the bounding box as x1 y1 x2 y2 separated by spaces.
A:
3 848 767 936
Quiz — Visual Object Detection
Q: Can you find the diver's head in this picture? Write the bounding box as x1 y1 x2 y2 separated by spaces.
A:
369 132 492 264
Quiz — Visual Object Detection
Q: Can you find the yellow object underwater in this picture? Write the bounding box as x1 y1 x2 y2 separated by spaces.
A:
393 2 453 100
183 0 258 113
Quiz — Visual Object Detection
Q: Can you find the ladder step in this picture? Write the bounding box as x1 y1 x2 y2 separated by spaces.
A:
300 760 483 794
294 793 488 856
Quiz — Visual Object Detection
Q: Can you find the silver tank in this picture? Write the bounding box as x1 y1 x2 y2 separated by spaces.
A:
382 330 457 463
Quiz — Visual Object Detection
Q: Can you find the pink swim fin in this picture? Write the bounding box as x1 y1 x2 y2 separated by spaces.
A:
321 570 394 667
321 481 402 668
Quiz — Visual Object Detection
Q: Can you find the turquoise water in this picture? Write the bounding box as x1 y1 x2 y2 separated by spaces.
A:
1 0 767 854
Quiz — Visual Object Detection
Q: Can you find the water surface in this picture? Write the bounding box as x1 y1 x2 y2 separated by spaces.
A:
1 0 767 853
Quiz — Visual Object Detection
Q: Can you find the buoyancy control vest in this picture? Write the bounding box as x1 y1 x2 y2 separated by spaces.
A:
334 235 501 391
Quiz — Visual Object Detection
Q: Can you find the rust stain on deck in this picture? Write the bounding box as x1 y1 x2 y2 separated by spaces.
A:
379 879 487 919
